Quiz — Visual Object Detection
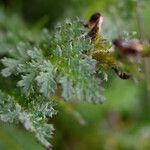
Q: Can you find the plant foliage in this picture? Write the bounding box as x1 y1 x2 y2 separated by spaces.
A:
0 9 106 149
0 0 149 148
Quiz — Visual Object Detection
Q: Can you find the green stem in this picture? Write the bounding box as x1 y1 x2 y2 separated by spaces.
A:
52 95 86 126
135 4 150 106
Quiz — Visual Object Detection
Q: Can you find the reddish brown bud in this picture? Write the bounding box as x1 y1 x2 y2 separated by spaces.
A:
113 68 131 80
113 39 143 55
86 13 103 29
85 13 104 40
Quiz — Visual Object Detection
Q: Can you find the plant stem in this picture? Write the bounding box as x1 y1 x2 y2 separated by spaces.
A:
135 4 150 105
53 95 86 126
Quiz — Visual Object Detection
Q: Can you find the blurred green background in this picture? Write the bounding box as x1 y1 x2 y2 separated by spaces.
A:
0 0 150 150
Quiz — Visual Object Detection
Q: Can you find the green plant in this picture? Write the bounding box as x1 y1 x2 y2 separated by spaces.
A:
0 1 149 149
0 11 107 149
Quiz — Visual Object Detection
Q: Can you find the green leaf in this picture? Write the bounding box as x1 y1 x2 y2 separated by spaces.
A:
60 76 73 101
